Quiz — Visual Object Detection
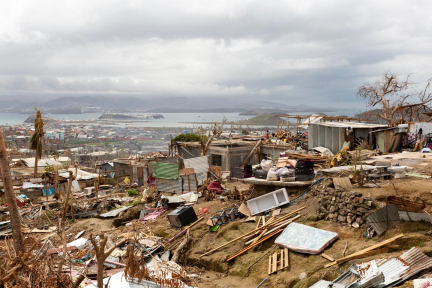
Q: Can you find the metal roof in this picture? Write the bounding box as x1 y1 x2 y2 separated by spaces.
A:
311 122 388 129
366 204 400 236
150 163 179 180
396 247 432 285
183 156 209 186
156 178 182 193
100 206 133 218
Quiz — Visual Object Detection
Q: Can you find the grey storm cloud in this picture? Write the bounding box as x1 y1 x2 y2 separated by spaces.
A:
1 0 432 108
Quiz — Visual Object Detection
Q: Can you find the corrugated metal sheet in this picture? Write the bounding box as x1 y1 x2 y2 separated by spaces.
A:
100 206 133 218
333 265 359 286
396 247 432 285
183 156 209 185
151 163 179 180
156 178 182 193
356 273 385 288
366 204 400 235
181 174 198 192
310 280 345 288
374 258 408 287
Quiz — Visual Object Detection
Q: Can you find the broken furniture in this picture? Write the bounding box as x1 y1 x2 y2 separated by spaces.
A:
247 188 289 215
209 207 242 226
275 223 338 254
167 206 198 228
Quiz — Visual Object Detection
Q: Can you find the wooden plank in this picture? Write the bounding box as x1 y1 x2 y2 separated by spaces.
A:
201 207 305 258
321 253 335 262
272 253 277 274
268 254 273 275
227 229 282 262
324 234 403 268
332 177 352 189
281 248 289 269
325 247 390 268
340 234 402 259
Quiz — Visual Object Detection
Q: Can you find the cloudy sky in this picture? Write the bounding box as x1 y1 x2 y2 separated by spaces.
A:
1 0 432 109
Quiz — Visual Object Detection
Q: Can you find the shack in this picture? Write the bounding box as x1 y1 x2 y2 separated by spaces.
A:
308 122 388 154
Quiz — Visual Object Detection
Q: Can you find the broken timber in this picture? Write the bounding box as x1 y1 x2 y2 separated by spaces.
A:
240 139 262 168
200 206 305 258
321 253 335 262
227 229 282 262
268 248 289 275
324 234 403 268
256 216 266 229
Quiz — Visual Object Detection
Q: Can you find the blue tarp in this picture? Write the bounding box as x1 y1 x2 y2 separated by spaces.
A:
42 188 55 196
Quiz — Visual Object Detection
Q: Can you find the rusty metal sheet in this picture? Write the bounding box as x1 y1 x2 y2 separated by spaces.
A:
181 174 198 192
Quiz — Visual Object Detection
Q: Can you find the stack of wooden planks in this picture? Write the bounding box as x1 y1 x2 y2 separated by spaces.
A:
200 207 305 259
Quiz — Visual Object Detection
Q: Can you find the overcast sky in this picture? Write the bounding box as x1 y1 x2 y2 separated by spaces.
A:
1 0 432 109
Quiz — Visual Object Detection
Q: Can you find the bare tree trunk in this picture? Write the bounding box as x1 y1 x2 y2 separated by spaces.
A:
57 171 73 275
172 236 191 263
34 141 39 176
90 233 127 288
0 128 24 253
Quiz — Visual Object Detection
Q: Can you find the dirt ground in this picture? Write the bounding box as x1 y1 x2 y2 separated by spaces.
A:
33 163 432 288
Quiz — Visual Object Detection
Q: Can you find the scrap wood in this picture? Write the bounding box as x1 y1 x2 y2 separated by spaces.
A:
324 234 403 268
227 229 283 262
268 248 289 275
386 195 426 213
245 215 301 245
324 247 390 268
240 139 263 168
164 216 204 245
342 240 347 257
256 216 266 229
250 216 276 245
200 206 306 257
321 253 335 262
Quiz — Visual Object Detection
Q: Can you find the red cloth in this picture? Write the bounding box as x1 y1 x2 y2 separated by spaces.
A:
147 173 156 184
207 181 222 194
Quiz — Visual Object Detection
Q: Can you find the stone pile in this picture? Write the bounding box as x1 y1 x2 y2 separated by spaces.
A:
316 187 375 228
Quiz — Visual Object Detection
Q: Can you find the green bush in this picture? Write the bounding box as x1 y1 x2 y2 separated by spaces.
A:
127 189 138 195
172 133 208 143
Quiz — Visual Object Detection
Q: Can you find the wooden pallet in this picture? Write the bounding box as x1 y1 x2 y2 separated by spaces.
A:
268 248 289 275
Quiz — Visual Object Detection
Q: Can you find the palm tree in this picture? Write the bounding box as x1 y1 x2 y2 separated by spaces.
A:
0 127 24 253
30 108 44 176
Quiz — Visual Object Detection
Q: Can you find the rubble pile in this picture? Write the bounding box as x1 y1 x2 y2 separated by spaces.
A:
317 187 375 228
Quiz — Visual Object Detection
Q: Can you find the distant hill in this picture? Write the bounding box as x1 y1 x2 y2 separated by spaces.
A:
232 114 278 125
0 95 338 114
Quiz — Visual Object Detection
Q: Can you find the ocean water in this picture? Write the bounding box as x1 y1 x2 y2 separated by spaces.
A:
0 112 254 127
0 110 353 128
